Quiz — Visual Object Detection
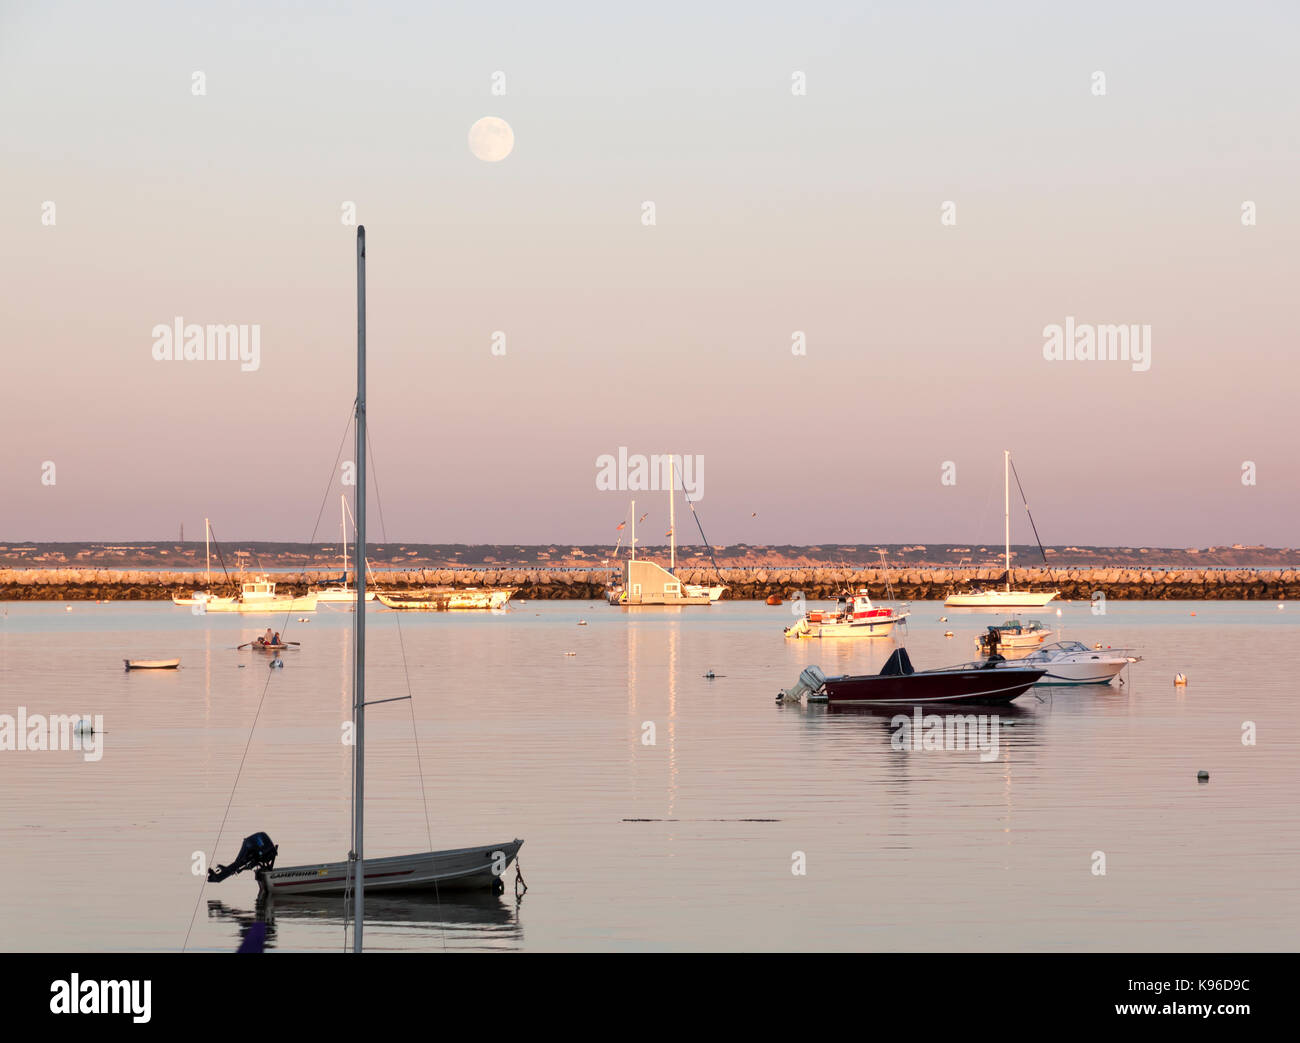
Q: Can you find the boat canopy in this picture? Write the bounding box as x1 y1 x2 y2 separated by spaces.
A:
879 648 915 676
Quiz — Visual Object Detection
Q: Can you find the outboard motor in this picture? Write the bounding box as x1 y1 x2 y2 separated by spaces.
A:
207 832 278 883
778 665 828 703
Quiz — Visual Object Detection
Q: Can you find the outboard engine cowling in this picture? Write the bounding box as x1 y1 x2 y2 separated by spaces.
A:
207 832 278 883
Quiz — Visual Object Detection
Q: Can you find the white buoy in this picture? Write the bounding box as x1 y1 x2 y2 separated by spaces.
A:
1056 608 1062 616
564 651 576 656
939 616 948 623
577 620 588 626
1175 673 1187 686
269 659 284 669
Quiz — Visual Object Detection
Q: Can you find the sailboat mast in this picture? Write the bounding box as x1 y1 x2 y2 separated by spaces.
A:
204 517 210 586
631 499 636 561
341 494 349 592
352 225 367 952
668 454 676 572
1004 449 1011 594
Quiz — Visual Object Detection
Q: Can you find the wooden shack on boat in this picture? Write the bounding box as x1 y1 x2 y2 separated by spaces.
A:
619 558 711 605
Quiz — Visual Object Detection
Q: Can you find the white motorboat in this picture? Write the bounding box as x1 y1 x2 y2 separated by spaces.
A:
945 450 1058 608
996 640 1141 685
976 618 1052 658
785 590 908 639
203 575 319 613
205 228 521 937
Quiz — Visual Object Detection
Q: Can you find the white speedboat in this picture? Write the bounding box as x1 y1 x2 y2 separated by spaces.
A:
997 640 1140 685
945 450 1058 608
976 618 1051 657
204 576 319 613
785 590 908 639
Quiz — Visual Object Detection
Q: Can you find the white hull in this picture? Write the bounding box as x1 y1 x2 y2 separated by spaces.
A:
205 593 319 613
785 614 906 639
1001 641 1139 685
124 658 181 670
258 840 523 897
946 590 1058 608
618 593 712 606
988 630 1050 651
172 593 236 608
1030 660 1128 685
684 584 727 602
378 588 515 611
315 587 376 603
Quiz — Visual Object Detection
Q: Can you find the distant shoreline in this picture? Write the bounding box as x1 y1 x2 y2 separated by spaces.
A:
0 542 1295 573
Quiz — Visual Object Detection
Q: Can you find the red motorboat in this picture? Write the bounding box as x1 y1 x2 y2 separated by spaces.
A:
779 648 1045 706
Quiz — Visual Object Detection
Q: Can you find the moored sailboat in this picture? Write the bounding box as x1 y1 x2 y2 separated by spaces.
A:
205 228 522 939
315 494 377 604
945 451 1059 608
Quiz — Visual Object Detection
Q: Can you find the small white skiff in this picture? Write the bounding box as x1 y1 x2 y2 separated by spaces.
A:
124 658 181 670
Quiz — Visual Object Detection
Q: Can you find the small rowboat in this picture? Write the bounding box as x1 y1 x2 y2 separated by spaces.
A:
124 658 181 670
242 641 295 651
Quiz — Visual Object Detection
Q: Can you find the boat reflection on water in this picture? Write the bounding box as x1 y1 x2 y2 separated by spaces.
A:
777 694 1046 754
207 891 524 952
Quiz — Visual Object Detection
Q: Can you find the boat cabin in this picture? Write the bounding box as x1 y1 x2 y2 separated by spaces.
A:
241 576 278 600
620 559 709 605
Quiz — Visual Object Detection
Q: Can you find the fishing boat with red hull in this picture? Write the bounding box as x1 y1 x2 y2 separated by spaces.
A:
779 649 1045 706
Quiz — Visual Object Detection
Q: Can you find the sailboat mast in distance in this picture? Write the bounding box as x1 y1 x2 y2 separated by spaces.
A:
669 453 676 572
1004 449 1011 592
352 224 367 952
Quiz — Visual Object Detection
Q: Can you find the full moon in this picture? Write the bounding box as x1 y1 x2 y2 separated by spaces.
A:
468 117 514 162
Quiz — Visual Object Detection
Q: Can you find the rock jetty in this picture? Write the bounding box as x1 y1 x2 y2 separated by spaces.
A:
1 566 1297 601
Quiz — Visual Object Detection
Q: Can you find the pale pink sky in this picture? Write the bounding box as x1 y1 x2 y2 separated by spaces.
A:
2 2 1297 546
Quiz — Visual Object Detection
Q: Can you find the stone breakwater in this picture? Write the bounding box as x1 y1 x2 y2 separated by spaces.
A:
2 567 1298 601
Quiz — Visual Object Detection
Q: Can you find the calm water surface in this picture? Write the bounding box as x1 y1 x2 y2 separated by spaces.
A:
0 598 1296 952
